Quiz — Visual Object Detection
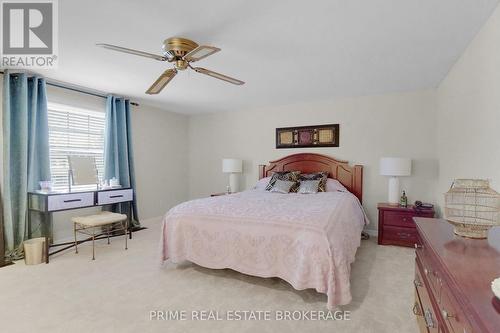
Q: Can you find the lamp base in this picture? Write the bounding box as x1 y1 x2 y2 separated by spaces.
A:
229 173 239 193
387 177 400 204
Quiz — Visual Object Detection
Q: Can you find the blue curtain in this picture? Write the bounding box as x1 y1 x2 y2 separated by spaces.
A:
104 96 139 226
2 70 50 260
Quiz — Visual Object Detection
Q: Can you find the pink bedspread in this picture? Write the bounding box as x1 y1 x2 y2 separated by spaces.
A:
160 189 368 309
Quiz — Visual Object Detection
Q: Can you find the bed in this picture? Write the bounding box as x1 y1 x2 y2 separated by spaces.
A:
160 153 368 309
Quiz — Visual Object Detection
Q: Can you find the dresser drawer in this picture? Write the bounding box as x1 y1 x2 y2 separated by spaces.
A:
47 192 94 211
384 211 416 227
440 283 473 333
415 259 440 333
414 260 434 333
97 189 133 205
414 289 428 333
416 240 442 304
382 226 418 246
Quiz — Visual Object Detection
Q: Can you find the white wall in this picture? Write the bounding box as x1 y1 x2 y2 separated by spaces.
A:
437 4 500 210
130 101 189 220
188 90 438 232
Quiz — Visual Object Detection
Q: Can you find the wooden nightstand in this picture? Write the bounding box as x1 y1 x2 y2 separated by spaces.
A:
377 203 434 247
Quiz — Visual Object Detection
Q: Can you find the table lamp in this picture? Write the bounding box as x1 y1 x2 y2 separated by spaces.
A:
380 157 412 204
222 158 243 193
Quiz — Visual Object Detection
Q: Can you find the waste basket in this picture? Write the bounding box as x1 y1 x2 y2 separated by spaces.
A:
23 237 46 265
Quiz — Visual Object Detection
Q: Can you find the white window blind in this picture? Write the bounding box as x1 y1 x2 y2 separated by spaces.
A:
48 103 105 191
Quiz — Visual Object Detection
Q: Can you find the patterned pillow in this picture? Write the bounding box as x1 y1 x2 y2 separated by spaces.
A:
299 172 329 192
269 180 295 193
265 171 301 191
298 180 321 194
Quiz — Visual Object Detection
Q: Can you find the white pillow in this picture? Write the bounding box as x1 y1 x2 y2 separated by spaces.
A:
298 180 321 194
269 180 295 193
326 178 348 192
254 176 272 190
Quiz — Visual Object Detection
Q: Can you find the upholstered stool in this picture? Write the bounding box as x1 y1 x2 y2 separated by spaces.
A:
73 212 128 260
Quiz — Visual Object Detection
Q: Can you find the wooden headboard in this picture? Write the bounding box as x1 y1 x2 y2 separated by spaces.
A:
259 153 363 203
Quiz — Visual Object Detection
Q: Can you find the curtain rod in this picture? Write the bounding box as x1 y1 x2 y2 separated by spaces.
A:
0 70 139 106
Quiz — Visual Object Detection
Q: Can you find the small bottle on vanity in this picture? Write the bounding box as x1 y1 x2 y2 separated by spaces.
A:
400 190 408 207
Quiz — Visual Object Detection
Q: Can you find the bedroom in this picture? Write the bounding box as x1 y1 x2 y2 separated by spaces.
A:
0 1 499 332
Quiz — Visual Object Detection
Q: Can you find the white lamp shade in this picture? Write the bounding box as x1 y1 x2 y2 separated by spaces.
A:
222 158 242 173
379 157 411 176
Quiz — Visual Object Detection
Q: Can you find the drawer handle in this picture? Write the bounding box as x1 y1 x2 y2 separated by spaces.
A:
397 232 411 238
424 309 435 328
413 302 422 316
414 243 422 249
441 309 455 319
424 268 432 276
402 217 407 222
109 195 124 198
63 199 82 203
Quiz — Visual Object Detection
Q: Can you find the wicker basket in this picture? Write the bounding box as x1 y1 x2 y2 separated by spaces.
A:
444 179 500 239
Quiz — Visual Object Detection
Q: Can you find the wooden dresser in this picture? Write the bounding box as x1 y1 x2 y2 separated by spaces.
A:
414 218 500 333
378 203 435 247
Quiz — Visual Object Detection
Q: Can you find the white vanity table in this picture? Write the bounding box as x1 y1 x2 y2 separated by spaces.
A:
27 187 134 263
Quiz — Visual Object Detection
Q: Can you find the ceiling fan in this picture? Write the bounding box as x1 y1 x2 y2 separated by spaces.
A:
96 37 245 95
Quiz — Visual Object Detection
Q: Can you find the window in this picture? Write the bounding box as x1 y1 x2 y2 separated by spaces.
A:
47 103 105 191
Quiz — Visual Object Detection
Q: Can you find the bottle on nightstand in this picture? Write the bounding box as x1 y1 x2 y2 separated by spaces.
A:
400 190 408 207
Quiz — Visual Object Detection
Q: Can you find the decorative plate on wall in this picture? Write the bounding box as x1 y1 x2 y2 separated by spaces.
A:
276 124 339 148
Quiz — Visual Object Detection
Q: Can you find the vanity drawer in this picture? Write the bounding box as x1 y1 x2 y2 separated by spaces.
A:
47 192 94 211
97 189 133 205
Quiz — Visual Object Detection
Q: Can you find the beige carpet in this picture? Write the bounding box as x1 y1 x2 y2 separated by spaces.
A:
0 217 418 333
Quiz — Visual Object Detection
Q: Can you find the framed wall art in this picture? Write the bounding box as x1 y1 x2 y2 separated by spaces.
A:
276 124 339 149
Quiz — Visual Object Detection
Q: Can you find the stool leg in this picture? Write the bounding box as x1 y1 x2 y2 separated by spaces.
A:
92 228 95 260
107 225 110 245
124 219 128 250
74 223 78 254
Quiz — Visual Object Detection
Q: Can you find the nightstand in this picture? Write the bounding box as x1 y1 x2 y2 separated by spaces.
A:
377 203 435 247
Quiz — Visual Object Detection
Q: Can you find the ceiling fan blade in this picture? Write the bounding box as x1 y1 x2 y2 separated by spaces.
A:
145 69 177 94
96 43 170 61
184 45 220 62
193 67 244 85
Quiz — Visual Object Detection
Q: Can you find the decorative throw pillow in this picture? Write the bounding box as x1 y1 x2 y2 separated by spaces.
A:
265 171 301 191
299 172 329 192
298 180 321 194
269 180 295 193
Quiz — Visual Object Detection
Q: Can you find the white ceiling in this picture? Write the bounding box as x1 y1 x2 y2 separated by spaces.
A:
38 0 499 114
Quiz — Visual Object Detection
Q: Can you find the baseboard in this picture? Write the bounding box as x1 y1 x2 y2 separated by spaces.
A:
0 261 14 268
